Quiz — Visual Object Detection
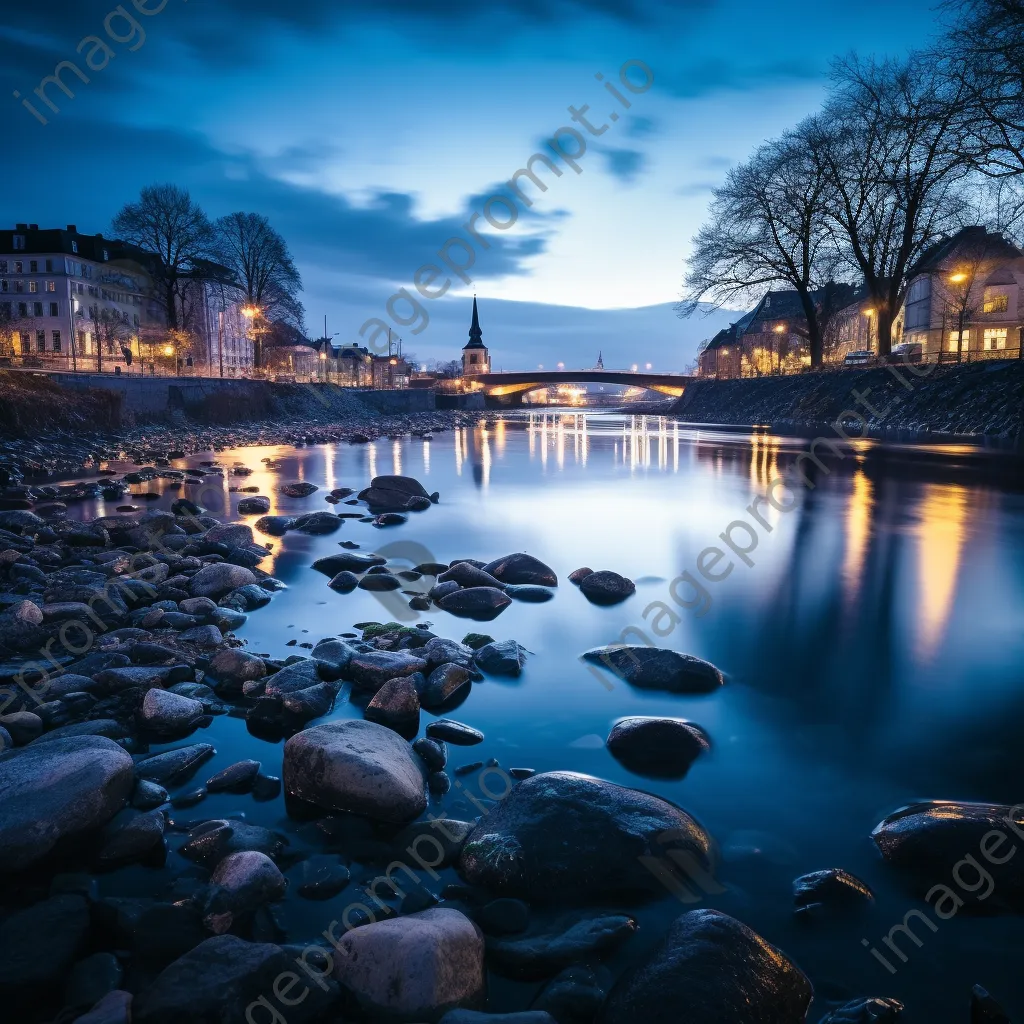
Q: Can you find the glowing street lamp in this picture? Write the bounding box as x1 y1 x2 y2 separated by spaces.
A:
949 272 968 284
631 363 638 372
645 362 652 369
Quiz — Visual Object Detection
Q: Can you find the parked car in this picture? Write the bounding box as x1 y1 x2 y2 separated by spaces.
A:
888 342 923 363
843 350 875 366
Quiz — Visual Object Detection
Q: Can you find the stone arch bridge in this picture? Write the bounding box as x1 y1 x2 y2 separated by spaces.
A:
469 369 694 405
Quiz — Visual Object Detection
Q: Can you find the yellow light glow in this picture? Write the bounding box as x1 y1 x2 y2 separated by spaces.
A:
949 272 967 283
863 307 875 316
774 324 785 333
241 305 259 318
319 351 327 360
389 358 398 365
162 344 174 357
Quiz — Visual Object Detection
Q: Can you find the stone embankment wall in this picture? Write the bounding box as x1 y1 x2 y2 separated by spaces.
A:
672 360 1024 442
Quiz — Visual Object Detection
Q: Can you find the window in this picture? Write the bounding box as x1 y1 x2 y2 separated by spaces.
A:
102 249 109 261
35 330 45 352
983 290 1009 314
20 332 29 354
45 280 55 292
49 302 58 317
0 261 6 273
133 313 139 327
14 281 23 293
28 281 37 293
983 328 1008 350
83 330 92 355
17 302 27 317
13 261 22 274
0 280 6 293
71 241 78 254
45 259 52 272
0 302 9 317
949 330 970 352
77 283 83 294
33 302 43 317
29 260 37 273
12 235 25 250
51 331 61 352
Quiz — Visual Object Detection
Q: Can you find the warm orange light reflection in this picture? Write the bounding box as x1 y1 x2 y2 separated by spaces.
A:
842 468 873 606
915 483 968 659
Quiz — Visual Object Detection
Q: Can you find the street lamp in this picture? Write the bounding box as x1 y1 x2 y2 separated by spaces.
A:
241 305 261 375
319 349 327 383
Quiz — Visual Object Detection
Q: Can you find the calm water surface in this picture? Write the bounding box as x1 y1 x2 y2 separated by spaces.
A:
65 413 1024 1020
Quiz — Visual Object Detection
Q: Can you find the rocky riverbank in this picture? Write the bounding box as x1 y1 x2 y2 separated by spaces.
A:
0 456 1019 1022
673 359 1024 441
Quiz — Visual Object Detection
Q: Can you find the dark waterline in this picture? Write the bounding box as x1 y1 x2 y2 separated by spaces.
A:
41 412 1024 1021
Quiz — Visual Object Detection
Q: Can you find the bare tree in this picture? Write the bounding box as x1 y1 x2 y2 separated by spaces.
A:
89 308 133 373
214 212 304 330
678 132 842 367
111 184 216 331
942 0 1024 178
810 55 973 355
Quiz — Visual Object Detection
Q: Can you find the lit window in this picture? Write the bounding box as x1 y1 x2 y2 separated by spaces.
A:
46 281 55 292
949 330 970 352
983 291 1009 314
52 331 61 352
20 332 30 353
102 249 109 261
28 281 37 293
983 328 1008 350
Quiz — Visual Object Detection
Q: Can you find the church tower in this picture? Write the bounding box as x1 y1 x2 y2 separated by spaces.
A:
462 296 490 376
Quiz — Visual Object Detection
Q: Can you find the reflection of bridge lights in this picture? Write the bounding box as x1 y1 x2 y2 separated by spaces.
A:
645 362 652 369
557 361 565 369
631 364 638 372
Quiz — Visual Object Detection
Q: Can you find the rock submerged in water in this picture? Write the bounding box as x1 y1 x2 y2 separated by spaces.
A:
482 552 558 587
600 909 813 1024
438 586 512 621
236 495 270 515
283 718 426 822
605 717 710 779
871 801 1024 911
582 645 724 693
476 639 526 676
817 997 904 1022
280 481 318 497
312 551 386 576
330 908 485 1020
0 735 134 871
578 570 635 605
359 474 435 513
793 868 874 915
458 771 714 903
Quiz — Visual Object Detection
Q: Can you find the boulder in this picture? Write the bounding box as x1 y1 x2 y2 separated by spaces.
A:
178 818 286 867
359 572 402 591
439 563 506 589
0 599 44 650
871 801 1024 910
236 496 271 515
567 567 594 585
311 638 360 680
206 649 266 695
817 997 904 1023
203 851 287 933
328 571 359 592
280 482 318 497
312 551 386 576
365 675 421 738
578 570 635 605
359 475 433 512
348 650 428 692
263 660 321 698
204 524 254 549
139 689 203 734
188 564 256 600
601 909 813 1024
331 908 485 1020
281 682 336 722
252 515 295 536
606 718 710 778
134 934 333 1024
135 743 215 785
283 719 426 822
422 663 474 707
476 639 526 677
0 894 90 994
206 760 262 794
97 808 166 864
438 587 512 620
427 720 484 745
73 989 133 1024
482 553 558 587
293 511 342 534
793 868 874 914
581 645 723 693
458 771 714 903
0 736 134 870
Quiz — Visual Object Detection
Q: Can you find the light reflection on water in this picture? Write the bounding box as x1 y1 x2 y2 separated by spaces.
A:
53 412 1024 1021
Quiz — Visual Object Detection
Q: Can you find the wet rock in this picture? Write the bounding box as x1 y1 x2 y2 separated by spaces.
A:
423 636 477 670
203 851 287 933
422 663 474 707
311 638 360 680
373 512 409 527
281 681 336 722
582 645 724 693
532 966 606 1024
0 710 43 745
330 908 485 1020
478 897 530 936
312 551 386 575
206 759 261 794
359 571 402 591
482 553 558 587
188 563 257 600
602 909 812 1024
505 584 555 602
414 736 448 772
487 914 638 979
567 567 593 585
458 771 714 903
139 689 204 734
204 523 254 549
178 818 287 867
871 801 1024 910
72 989 133 1024
253 515 295 536
179 596 218 618
135 743 216 785
395 818 474 868
428 719 484 745
0 599 44 649
475 639 527 676
578 570 635 604
97 809 166 864
365 675 421 738
263 659 321 697
430 769 452 796
971 985 1012 1023
606 717 710 779
65 953 124 1014
793 868 874 915
439 562 506 589
359 474 432 512
284 719 426 822
280 482 318 497
438 586 512 620
218 583 271 612
296 855 351 900
328 570 359 592
251 774 282 802
293 510 342 534
236 496 271 515
134 933 334 1024
206 649 266 695
348 650 428 692
0 736 134 870
0 894 90 996
818 997 904 1023
132 779 168 810
32 719 126 744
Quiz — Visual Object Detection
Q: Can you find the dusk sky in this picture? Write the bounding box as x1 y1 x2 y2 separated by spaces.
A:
2 0 942 368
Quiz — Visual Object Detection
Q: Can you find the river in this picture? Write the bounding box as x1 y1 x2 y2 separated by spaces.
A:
30 411 1024 1021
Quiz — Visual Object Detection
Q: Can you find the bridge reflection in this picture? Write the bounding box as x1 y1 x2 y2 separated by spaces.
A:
471 369 693 403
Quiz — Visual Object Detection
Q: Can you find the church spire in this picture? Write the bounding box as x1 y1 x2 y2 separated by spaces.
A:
596 350 604 369
467 295 484 347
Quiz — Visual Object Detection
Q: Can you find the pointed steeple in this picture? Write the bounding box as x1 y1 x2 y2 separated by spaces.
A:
465 295 484 349
596 350 604 369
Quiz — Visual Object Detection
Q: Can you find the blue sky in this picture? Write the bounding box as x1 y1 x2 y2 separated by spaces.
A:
1 0 942 368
